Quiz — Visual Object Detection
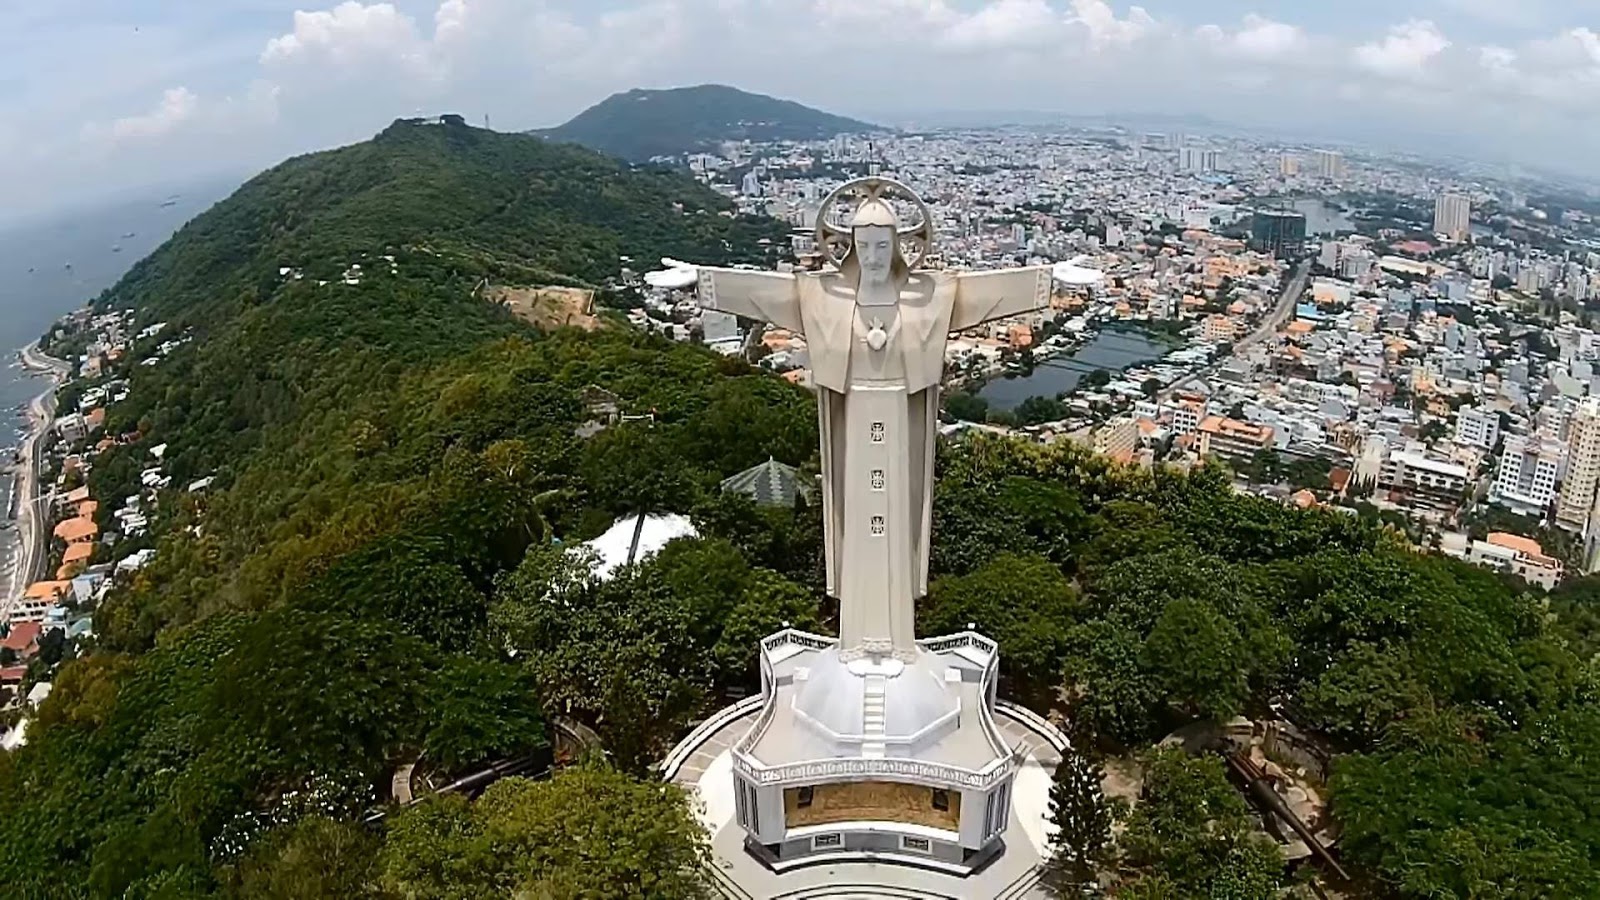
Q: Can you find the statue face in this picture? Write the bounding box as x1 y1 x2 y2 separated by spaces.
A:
854 225 895 287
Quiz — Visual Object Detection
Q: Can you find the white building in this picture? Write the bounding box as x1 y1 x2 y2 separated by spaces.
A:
1493 435 1565 517
1379 450 1470 510
1312 150 1346 179
1434 192 1472 241
1455 407 1500 451
1557 397 1600 533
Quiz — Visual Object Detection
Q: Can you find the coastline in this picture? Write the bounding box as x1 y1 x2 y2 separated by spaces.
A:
3 342 70 617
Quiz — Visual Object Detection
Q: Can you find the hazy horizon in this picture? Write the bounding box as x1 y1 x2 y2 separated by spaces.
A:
6 1 1600 223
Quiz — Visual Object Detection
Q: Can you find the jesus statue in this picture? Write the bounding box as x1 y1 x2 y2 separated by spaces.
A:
662 178 1097 662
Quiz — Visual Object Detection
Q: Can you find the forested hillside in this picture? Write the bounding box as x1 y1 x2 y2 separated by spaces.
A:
2 115 1597 898
532 84 879 161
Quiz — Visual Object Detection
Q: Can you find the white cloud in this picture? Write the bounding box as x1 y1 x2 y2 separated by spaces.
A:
261 1 436 77
1198 14 1306 62
940 0 1065 52
105 87 200 142
1354 19 1450 78
1067 0 1155 50
1232 15 1305 60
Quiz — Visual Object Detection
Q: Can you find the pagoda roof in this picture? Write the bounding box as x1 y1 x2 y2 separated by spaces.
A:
720 457 804 508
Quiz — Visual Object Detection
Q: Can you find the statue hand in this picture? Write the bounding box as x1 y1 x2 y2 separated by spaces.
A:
643 258 699 291
1052 256 1104 286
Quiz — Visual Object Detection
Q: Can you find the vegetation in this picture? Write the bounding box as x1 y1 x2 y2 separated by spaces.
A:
1116 749 1284 898
1044 742 1115 894
378 768 711 898
531 84 878 162
5 114 1598 899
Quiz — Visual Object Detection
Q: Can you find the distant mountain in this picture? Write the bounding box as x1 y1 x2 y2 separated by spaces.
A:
532 84 879 161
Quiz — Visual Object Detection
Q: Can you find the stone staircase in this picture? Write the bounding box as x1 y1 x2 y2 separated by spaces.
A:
861 674 888 757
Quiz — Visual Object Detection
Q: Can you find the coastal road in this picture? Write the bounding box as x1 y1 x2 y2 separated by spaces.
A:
1162 257 1312 400
4 343 71 617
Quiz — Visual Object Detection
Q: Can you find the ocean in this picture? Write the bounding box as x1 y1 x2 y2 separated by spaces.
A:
0 179 237 590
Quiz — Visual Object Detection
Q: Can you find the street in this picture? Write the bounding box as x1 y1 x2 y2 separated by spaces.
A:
1163 257 1313 400
3 343 70 618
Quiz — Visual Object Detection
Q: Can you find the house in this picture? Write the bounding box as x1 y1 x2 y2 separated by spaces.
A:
1197 416 1276 463
1378 450 1469 511
1474 533 1563 590
14 582 71 623
60 541 94 570
52 517 98 544
0 622 42 660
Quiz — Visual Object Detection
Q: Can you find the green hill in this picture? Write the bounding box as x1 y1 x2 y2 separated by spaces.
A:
532 84 879 161
0 117 816 893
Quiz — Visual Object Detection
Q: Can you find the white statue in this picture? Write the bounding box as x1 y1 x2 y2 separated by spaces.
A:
670 178 1094 661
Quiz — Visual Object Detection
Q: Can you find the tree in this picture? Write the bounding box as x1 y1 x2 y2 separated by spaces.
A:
1116 749 1283 898
379 767 712 899
421 657 548 774
944 391 990 423
223 816 381 900
924 553 1078 702
1140 378 1162 399
491 548 713 769
1045 744 1115 895
1082 368 1112 390
1016 395 1068 426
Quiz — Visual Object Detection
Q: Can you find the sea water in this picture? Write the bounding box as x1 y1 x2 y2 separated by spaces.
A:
0 182 234 585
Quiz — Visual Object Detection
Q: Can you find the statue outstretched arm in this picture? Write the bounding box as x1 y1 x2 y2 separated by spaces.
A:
694 266 804 334
950 266 1054 331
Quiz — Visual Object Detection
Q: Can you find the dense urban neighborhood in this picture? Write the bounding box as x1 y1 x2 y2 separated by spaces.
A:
624 127 1600 588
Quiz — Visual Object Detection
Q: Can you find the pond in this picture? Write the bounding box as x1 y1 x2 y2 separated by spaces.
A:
978 328 1170 411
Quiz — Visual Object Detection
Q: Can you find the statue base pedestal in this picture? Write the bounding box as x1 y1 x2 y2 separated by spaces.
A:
710 629 1022 873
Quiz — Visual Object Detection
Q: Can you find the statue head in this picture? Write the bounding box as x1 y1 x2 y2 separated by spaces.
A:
851 199 898 290
814 178 934 298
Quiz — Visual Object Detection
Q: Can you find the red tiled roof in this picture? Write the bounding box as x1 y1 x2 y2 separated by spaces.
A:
1 623 41 653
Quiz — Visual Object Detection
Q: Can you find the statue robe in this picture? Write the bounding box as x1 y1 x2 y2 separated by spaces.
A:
697 264 1052 657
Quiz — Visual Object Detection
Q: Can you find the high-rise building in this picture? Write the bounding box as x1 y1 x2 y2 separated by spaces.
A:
1251 210 1308 259
1494 435 1566 518
1279 154 1300 176
1434 193 1471 241
1312 150 1346 179
1557 397 1600 532
741 168 764 198
1455 407 1500 451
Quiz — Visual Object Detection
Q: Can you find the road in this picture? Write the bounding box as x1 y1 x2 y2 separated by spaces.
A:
3 343 71 616
1163 257 1312 400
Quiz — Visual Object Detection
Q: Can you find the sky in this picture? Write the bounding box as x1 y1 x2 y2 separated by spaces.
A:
5 0 1600 224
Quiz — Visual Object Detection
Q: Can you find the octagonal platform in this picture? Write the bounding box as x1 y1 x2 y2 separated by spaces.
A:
664 698 1066 899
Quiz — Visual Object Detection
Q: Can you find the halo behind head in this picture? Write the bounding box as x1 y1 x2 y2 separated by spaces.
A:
814 177 936 276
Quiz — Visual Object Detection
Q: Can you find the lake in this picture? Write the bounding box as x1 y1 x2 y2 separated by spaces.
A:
1259 198 1355 236
978 328 1169 411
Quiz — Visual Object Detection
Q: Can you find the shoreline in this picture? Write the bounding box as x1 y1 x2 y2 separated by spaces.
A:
3 342 70 615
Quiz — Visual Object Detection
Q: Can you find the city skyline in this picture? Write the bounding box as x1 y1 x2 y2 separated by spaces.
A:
6 1 1600 223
